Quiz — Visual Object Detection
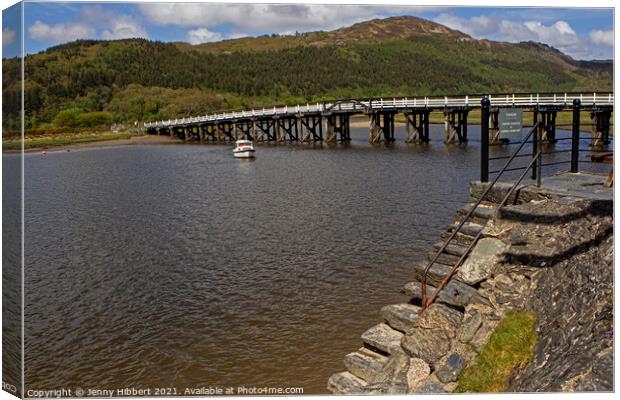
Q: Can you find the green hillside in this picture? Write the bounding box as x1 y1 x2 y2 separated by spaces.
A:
2 16 612 133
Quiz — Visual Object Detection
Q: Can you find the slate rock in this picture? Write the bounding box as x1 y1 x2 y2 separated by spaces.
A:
327 372 366 394
401 304 463 366
415 383 445 393
458 310 483 343
403 280 490 308
435 353 465 383
380 303 421 333
344 347 387 382
365 350 410 394
406 357 430 392
457 237 507 284
361 323 403 354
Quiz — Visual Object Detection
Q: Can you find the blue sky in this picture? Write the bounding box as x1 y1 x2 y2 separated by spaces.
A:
2 2 614 60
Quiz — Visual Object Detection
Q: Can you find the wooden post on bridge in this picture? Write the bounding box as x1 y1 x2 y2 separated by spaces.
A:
405 111 431 143
444 109 469 143
368 112 394 143
369 113 381 143
489 111 500 144
591 110 612 147
325 115 336 142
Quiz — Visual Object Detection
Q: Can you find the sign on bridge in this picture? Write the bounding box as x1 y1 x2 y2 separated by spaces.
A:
499 108 523 138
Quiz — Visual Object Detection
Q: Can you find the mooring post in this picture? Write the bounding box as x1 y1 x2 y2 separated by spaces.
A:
480 97 490 182
571 99 581 173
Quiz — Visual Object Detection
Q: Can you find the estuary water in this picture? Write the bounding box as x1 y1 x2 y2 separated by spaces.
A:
9 124 601 394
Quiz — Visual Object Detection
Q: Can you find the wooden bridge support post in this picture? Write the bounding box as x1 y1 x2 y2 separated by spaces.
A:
236 121 254 141
489 111 500 144
444 111 453 144
369 112 394 143
255 119 276 142
299 115 323 142
383 113 394 142
591 110 611 147
444 109 469 143
369 113 381 143
405 111 431 142
325 114 341 143
539 111 557 143
326 115 336 142
339 114 351 142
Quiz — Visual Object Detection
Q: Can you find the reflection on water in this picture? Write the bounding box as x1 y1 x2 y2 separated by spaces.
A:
18 125 607 393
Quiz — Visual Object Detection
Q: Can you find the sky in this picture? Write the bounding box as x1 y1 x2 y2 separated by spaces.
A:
1 1 615 60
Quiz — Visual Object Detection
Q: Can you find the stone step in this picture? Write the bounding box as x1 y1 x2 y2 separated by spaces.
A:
402 280 490 308
432 241 468 257
445 222 484 238
457 203 496 221
344 347 388 382
439 229 476 246
361 323 404 354
380 303 422 332
427 250 460 266
327 371 367 394
412 261 453 287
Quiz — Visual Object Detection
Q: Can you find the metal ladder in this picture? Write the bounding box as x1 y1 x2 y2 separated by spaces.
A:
421 122 542 309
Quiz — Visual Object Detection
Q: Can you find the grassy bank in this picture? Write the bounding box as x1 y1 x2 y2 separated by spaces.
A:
3 132 134 151
456 312 537 393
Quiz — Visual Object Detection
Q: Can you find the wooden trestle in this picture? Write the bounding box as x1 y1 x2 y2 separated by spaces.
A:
148 97 612 146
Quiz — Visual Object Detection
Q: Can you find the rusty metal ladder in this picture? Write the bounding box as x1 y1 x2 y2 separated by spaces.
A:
421 122 542 309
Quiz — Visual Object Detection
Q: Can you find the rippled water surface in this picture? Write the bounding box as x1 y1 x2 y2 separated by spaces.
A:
15 125 598 393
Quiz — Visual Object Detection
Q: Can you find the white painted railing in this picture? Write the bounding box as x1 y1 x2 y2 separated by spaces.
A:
144 92 613 129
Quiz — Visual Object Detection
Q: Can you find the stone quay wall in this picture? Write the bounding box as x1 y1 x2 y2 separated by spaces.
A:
328 180 613 393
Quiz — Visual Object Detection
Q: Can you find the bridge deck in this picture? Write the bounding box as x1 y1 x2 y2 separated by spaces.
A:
144 92 613 130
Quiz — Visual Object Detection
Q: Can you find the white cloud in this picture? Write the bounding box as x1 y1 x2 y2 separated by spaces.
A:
3 27 16 47
139 3 416 34
28 20 96 42
27 6 148 44
186 28 222 45
433 13 608 59
589 29 613 47
101 16 148 40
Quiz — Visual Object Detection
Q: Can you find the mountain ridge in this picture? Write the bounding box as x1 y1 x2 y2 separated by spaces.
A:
2 15 612 131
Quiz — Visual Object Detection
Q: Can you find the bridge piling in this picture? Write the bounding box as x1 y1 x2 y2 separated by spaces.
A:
404 110 430 143
369 112 395 143
489 110 500 144
538 110 557 143
591 110 611 147
443 108 469 143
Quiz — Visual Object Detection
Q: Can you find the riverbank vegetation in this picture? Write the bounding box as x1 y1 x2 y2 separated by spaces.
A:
456 311 537 392
3 16 611 135
2 131 133 150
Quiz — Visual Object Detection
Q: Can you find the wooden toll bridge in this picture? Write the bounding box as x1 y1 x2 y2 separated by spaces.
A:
143 92 613 144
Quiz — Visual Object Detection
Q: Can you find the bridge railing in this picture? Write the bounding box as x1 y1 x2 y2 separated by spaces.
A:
143 92 613 129
480 97 614 183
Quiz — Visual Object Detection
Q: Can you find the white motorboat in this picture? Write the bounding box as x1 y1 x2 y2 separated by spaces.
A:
233 140 255 158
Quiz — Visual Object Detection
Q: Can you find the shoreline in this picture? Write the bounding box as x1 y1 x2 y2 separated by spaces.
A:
3 134 180 154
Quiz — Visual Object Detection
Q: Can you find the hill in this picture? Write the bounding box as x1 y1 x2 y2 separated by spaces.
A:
2 16 612 132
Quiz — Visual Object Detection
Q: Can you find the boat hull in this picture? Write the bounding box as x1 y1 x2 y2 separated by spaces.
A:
233 150 255 158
